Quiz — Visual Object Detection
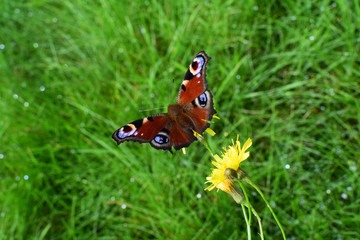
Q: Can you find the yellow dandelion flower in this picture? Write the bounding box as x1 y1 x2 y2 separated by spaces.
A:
205 137 252 203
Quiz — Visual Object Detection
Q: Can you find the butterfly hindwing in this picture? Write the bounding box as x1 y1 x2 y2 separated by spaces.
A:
177 51 211 105
186 89 216 134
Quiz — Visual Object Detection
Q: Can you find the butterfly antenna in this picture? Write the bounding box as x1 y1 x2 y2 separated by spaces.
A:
140 78 176 113
139 107 167 112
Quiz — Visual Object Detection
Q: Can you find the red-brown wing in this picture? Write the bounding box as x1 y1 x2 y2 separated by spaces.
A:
167 123 197 151
177 51 211 106
113 113 198 153
164 89 216 151
112 114 172 151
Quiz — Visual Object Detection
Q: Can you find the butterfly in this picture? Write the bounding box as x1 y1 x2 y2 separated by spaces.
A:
112 51 216 153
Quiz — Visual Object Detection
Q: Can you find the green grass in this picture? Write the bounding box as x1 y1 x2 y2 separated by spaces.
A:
1 0 360 239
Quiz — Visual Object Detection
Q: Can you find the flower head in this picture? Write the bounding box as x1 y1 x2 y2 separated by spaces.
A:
205 137 252 203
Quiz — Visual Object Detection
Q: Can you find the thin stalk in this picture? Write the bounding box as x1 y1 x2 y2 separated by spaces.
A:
241 204 251 240
238 180 252 225
250 206 264 240
238 180 264 240
244 177 286 240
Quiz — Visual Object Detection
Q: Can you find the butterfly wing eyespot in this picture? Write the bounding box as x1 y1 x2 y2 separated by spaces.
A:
188 56 205 76
154 135 169 144
150 129 172 151
192 90 214 111
117 124 137 138
194 92 208 107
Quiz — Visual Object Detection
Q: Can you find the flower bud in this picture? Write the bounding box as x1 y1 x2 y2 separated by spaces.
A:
224 168 238 180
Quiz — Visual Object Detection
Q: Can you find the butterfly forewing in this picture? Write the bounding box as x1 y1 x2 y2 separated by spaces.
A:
112 114 169 144
177 51 211 106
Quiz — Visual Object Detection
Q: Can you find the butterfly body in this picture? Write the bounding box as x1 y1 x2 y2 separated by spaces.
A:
112 51 216 153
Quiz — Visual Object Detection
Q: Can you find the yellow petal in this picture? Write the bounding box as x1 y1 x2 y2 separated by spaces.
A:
205 128 216 136
243 138 252 151
242 152 250 161
182 148 186 155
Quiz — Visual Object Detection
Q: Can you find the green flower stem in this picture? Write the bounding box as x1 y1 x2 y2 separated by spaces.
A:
238 181 252 225
243 177 287 240
241 204 252 240
250 205 264 240
238 181 264 240
204 141 215 156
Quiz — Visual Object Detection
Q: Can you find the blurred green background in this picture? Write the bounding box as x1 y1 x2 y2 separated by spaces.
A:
1 0 359 239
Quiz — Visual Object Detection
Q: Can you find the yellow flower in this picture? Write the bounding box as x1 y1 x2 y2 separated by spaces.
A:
205 137 252 203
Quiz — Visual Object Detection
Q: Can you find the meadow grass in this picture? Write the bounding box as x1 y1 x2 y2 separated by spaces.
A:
1 0 360 239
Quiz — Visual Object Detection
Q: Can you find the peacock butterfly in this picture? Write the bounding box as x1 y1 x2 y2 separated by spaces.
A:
112 51 216 153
